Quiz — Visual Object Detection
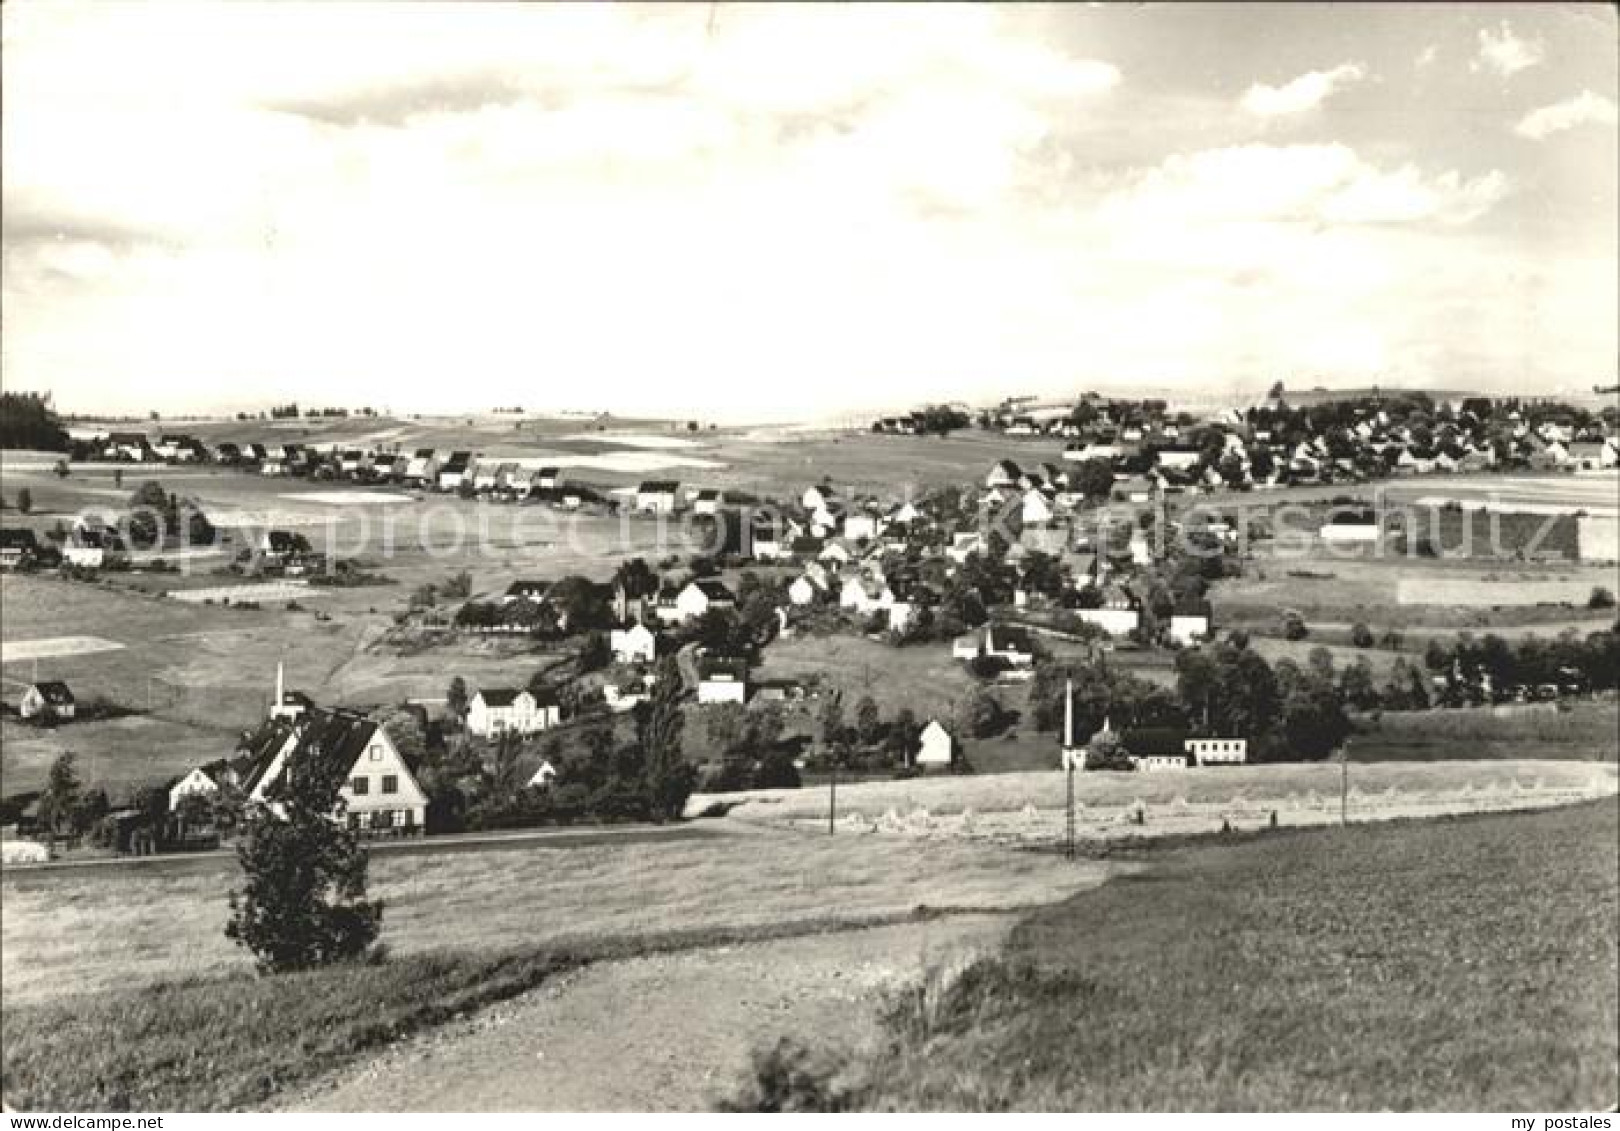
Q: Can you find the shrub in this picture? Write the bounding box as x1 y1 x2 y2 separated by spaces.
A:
1350 622 1374 648
1590 587 1616 610
1282 611 1308 641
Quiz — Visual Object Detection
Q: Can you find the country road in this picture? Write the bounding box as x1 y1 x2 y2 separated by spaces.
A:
289 913 1019 1112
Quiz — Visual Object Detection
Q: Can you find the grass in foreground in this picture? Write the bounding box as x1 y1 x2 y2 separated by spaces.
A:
2 910 993 1112
1 828 1101 1007
728 800 1620 1112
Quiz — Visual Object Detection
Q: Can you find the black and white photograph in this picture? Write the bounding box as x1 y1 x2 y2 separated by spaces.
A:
1 0 1616 1117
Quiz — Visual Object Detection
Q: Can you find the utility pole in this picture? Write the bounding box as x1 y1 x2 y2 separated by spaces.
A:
1340 739 1351 826
828 757 838 836
1066 761 1075 860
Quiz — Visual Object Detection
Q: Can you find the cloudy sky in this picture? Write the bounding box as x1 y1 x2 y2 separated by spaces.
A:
3 2 1615 421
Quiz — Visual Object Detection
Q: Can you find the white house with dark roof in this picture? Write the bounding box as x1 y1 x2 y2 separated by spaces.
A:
610 623 658 664
636 480 681 513
19 681 75 721
235 709 427 834
466 687 560 737
916 719 955 768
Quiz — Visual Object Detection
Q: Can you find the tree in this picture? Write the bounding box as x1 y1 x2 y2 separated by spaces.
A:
577 631 610 674
817 691 845 753
16 488 32 515
706 700 746 756
1282 610 1308 641
1350 622 1374 648
961 688 1005 739
1591 586 1616 610
442 570 473 601
854 695 881 747
636 656 694 821
446 676 469 727
38 752 82 846
225 745 382 973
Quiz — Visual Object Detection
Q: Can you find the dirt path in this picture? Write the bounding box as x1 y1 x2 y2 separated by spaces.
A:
289 914 1016 1112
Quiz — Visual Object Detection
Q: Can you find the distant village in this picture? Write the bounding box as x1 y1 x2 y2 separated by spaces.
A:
3 386 1617 856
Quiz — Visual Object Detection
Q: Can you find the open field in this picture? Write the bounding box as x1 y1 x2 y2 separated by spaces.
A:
0 823 1106 1009
696 760 1619 849
786 799 1619 1111
0 635 125 664
1348 701 1620 762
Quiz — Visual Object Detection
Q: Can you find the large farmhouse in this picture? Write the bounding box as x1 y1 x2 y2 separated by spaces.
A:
235 708 428 835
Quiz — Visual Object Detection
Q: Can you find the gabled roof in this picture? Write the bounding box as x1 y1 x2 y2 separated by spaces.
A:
237 708 398 797
638 479 680 493
691 577 735 602
0 528 39 550
477 687 527 708
698 655 748 681
28 681 74 704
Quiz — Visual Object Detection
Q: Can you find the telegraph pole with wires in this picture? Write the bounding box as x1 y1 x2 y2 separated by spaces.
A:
1062 678 1078 860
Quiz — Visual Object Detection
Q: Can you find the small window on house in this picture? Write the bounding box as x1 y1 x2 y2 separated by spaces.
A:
351 777 369 795
381 775 398 795
369 745 383 761
372 810 394 829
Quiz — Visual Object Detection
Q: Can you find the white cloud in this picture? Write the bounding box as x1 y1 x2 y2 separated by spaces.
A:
1515 90 1619 139
1474 21 1544 77
1103 144 1507 229
1240 63 1365 117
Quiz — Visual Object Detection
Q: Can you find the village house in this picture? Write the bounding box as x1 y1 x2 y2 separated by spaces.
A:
802 484 839 512
1185 737 1247 765
0 528 39 571
437 452 473 491
168 760 237 812
691 488 721 516
535 466 562 491
1124 728 1190 771
788 572 826 606
696 655 748 705
915 719 955 769
1168 606 1212 647
466 687 561 737
657 577 735 623
985 460 1022 488
633 480 680 514
104 432 154 461
1569 439 1619 471
236 708 428 835
1077 583 1141 637
19 681 75 722
984 624 1036 668
402 449 439 486
610 622 658 664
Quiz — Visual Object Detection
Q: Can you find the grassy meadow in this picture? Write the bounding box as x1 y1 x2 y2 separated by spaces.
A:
1350 701 1620 762
730 799 1620 1111
0 825 1106 1008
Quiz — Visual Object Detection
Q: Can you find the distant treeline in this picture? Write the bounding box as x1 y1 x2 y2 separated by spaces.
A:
0 392 69 452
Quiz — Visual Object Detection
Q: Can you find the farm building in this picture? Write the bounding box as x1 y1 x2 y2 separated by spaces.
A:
236 708 428 835
466 688 561 737
691 488 721 516
915 719 955 768
19 681 75 721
